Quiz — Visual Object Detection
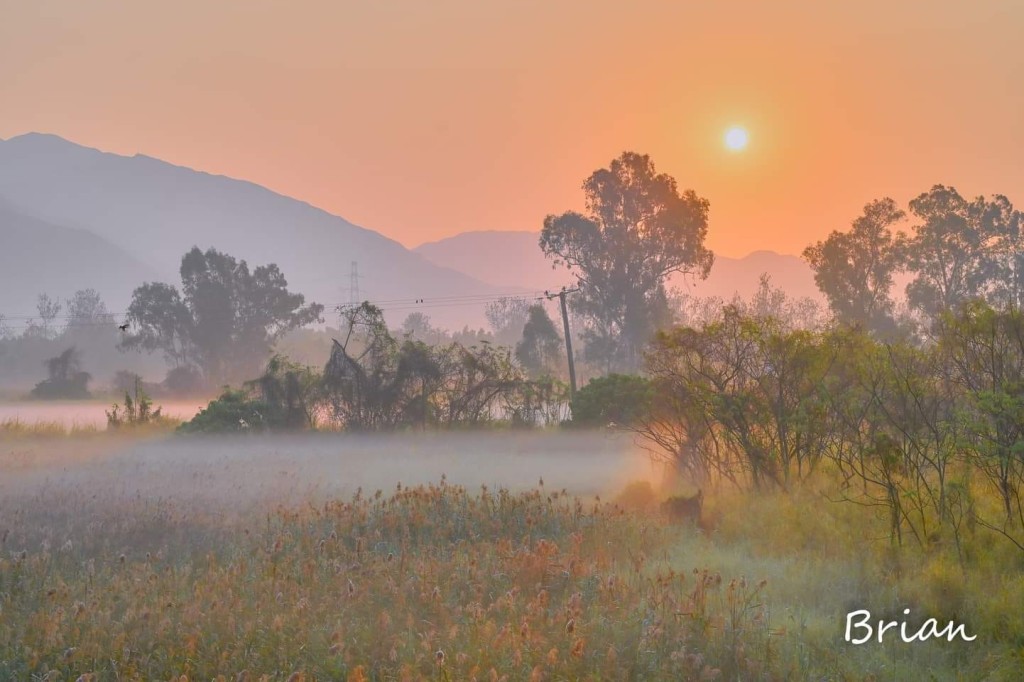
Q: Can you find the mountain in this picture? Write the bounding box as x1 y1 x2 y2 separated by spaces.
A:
416 231 823 303
415 231 573 291
0 200 160 319
672 250 822 302
0 133 503 329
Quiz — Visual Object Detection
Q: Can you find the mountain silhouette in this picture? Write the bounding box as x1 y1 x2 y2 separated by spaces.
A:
0 199 159 319
416 231 822 303
0 133 505 329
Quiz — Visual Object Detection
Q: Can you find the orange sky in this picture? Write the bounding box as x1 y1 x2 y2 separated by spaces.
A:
2 1 1022 258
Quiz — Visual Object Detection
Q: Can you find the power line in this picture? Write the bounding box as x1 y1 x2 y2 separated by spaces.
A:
0 290 551 331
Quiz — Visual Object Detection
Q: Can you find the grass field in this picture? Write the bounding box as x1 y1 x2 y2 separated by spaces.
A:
1 431 1021 680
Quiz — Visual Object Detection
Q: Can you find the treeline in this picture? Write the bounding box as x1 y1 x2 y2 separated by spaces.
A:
805 188 1022 334
182 302 570 433
0 289 165 396
592 302 1024 556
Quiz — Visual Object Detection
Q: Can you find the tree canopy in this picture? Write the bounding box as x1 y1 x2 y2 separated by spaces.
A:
121 247 323 386
540 152 713 372
803 198 904 334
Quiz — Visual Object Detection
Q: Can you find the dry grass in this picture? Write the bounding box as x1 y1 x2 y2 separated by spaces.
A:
0 439 1021 680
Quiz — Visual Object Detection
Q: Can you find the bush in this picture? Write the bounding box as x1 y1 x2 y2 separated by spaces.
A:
162 365 206 397
29 347 91 399
571 373 652 427
177 389 268 433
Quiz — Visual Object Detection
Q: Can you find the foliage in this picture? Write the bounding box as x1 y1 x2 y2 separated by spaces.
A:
161 364 206 397
120 247 324 386
323 303 558 430
105 376 178 430
177 388 269 433
29 346 92 399
803 198 905 334
571 374 652 428
640 303 1024 558
642 310 834 489
33 293 62 339
515 303 562 378
64 288 115 332
484 296 532 347
803 187 1022 330
178 355 323 433
541 152 714 373
0 290 165 393
903 186 1020 317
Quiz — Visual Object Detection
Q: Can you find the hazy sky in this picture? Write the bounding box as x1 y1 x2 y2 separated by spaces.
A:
2 1 1022 257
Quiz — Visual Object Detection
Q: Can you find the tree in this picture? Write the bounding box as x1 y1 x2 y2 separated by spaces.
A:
515 304 562 377
324 302 525 430
35 293 62 340
64 289 114 331
803 198 904 333
121 247 323 385
571 374 652 428
484 297 531 347
902 185 1006 318
540 152 713 372
401 312 444 344
30 347 91 399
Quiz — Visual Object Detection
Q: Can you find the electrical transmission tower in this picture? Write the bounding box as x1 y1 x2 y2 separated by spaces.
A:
349 261 361 304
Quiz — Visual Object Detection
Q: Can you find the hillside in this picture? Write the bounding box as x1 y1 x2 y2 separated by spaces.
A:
0 134 503 329
0 201 160 319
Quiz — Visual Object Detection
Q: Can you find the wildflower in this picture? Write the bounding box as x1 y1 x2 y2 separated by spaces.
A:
565 618 575 634
571 637 585 658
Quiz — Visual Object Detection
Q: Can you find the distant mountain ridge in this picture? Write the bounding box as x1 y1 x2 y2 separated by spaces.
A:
416 230 823 303
0 200 160 318
0 133 506 329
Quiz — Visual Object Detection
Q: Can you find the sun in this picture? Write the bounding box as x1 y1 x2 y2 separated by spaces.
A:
724 126 749 151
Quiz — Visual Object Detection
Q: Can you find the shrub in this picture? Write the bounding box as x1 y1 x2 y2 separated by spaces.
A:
571 374 652 427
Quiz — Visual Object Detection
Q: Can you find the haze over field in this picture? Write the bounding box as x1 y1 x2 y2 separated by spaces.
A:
0 431 648 511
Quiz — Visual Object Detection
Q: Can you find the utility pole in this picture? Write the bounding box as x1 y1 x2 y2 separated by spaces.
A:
547 286 580 403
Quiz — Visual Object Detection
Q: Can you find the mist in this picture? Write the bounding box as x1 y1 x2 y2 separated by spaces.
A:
1 431 651 512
